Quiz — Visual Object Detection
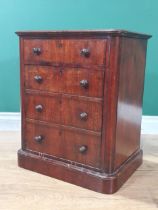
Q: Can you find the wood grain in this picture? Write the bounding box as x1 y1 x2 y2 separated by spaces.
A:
25 92 102 131
24 121 101 168
114 38 147 169
16 29 152 39
25 65 104 98
23 39 106 66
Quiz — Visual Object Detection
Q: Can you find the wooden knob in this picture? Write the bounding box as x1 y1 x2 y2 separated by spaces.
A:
34 75 43 83
80 112 88 121
80 48 90 57
35 104 43 112
34 135 43 143
79 145 88 153
80 80 89 89
33 47 41 55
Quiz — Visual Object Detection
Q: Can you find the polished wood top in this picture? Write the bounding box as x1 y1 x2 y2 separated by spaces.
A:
16 29 152 39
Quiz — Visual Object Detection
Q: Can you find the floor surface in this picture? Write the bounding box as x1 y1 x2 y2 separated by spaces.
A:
0 131 158 210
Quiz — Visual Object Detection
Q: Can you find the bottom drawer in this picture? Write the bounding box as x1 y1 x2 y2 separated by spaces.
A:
24 121 101 168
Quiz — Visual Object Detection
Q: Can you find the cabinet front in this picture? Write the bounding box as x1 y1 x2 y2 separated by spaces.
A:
22 36 106 171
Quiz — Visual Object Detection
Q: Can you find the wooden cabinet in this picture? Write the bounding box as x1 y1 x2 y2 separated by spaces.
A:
16 30 151 194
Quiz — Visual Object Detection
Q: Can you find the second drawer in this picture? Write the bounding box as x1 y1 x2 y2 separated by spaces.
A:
25 93 103 132
25 65 104 98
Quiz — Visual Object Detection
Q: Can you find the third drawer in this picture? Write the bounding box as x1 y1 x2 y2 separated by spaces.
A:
25 92 102 132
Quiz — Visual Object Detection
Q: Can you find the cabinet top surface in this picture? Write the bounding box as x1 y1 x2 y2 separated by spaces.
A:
16 29 151 39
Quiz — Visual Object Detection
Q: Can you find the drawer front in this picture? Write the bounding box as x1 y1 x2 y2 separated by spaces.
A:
23 39 106 66
25 94 61 124
25 93 102 131
61 95 102 132
24 122 101 168
25 65 104 98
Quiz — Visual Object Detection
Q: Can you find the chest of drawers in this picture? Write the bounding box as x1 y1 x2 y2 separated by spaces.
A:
16 30 151 194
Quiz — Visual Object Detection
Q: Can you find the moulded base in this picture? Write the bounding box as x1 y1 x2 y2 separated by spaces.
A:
18 149 142 194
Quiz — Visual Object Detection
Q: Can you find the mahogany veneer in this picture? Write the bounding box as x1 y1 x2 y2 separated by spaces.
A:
16 30 151 194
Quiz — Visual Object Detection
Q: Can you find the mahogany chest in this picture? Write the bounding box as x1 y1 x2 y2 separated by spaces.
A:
16 30 151 194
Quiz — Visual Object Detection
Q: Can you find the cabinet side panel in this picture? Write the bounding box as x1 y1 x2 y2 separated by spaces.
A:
114 37 147 169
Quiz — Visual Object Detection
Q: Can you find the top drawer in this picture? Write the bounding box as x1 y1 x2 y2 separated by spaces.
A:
23 39 106 66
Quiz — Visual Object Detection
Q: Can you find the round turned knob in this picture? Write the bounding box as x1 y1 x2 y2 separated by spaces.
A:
79 145 88 153
80 48 90 57
33 47 41 55
35 104 43 112
34 75 43 83
80 79 89 89
34 135 43 143
80 112 88 121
